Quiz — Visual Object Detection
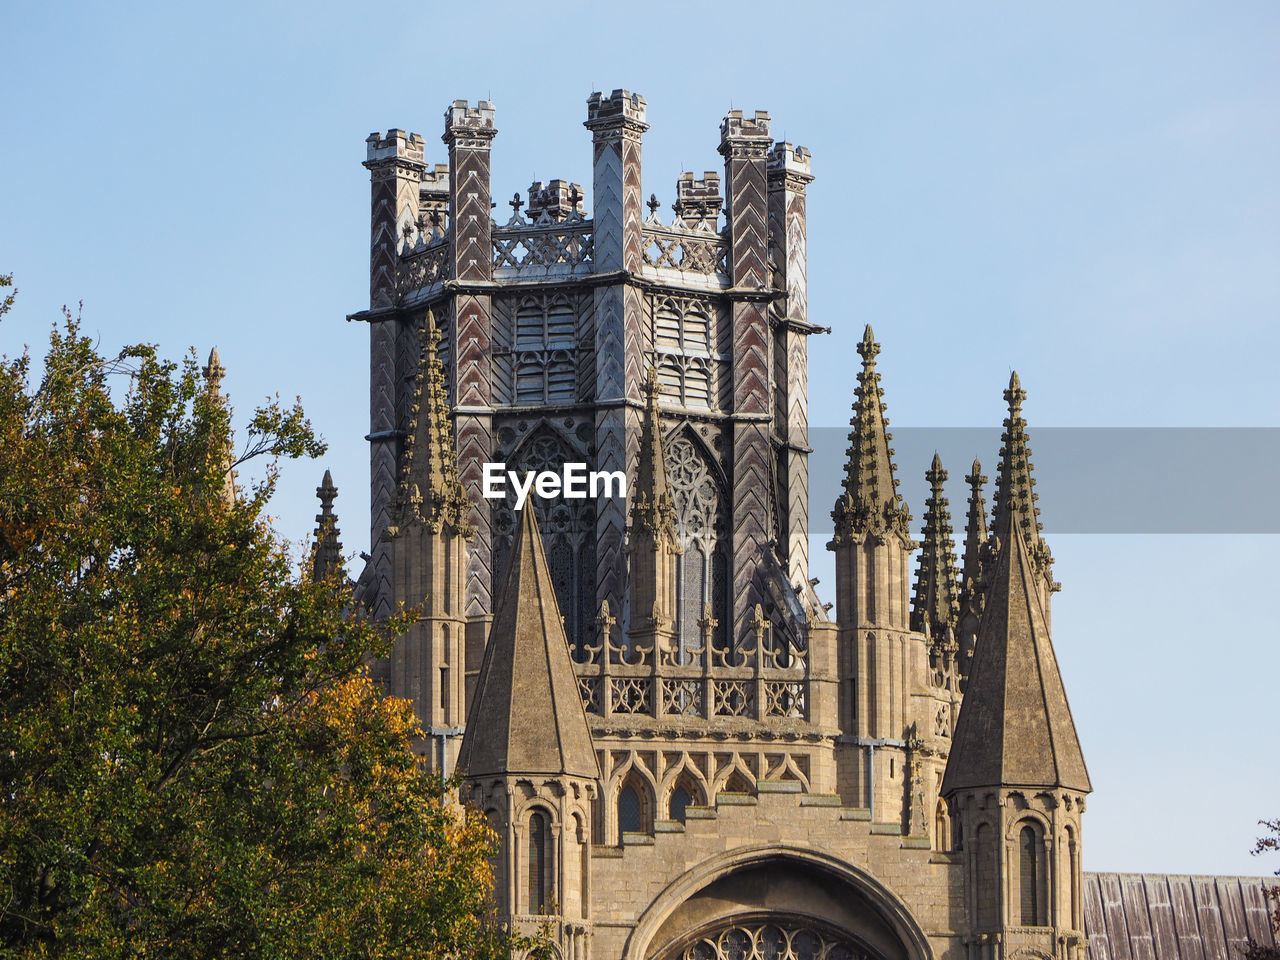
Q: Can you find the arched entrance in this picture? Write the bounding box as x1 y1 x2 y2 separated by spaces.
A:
625 846 932 960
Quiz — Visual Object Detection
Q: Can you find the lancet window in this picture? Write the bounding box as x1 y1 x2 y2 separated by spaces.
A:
527 809 551 914
492 429 595 655
1018 822 1047 926
664 434 728 657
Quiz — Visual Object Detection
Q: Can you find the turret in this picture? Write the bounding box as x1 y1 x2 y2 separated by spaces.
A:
584 89 649 633
458 505 599 949
381 316 472 774
720 109 776 646
767 141 816 587
829 326 919 819
943 426 1090 959
442 100 498 622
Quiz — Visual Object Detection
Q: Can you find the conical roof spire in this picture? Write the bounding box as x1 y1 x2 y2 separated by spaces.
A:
392 314 472 536
941 519 1091 795
831 325 912 542
911 453 959 637
312 469 345 581
990 371 1052 579
457 505 599 780
630 367 678 545
960 459 988 596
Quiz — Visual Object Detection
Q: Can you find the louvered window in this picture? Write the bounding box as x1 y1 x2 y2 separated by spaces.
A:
511 295 577 404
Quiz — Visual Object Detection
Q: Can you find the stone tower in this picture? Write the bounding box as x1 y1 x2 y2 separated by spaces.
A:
458 504 598 951
342 90 1112 960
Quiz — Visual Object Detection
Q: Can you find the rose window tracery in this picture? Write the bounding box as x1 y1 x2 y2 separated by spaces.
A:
664 919 877 960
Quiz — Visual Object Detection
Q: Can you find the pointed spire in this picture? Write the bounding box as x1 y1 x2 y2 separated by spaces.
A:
312 469 345 581
831 325 912 542
630 367 678 545
990 371 1052 579
458 505 599 780
392 314 472 536
911 453 959 637
202 346 226 393
201 346 237 506
941 519 1091 795
960 459 988 591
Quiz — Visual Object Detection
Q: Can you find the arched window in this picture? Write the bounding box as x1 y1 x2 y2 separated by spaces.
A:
934 799 951 852
669 785 692 823
618 784 642 835
1019 823 1045 926
528 810 551 914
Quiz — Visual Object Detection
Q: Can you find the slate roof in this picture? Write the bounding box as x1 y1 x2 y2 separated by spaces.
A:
941 518 1091 794
456 505 599 781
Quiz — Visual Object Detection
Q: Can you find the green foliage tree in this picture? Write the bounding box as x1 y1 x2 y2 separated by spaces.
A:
1246 819 1280 960
0 289 539 958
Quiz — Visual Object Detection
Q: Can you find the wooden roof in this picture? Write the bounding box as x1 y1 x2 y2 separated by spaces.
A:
1084 872 1277 960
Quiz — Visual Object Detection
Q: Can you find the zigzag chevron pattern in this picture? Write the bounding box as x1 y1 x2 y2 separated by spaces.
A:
457 415 493 616
450 149 492 283
592 142 625 270
594 407 629 629
732 421 772 643
621 139 644 272
454 294 491 406
729 162 768 288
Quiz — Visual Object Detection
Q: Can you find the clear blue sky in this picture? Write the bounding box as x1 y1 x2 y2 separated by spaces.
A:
2 1 1277 876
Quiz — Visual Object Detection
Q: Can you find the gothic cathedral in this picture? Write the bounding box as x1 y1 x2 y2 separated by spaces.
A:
315 91 1273 960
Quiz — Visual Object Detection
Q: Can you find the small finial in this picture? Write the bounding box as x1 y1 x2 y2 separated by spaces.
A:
856 324 880 362
931 451 944 472
643 364 660 399
647 193 660 216
1004 370 1027 411
510 192 523 215
569 184 581 208
318 468 337 509
202 346 226 393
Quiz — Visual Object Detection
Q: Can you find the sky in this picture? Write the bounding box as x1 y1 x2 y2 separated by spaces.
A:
2 1 1277 877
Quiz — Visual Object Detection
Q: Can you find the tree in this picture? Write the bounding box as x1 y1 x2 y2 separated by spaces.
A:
0 290 538 958
1246 819 1280 960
